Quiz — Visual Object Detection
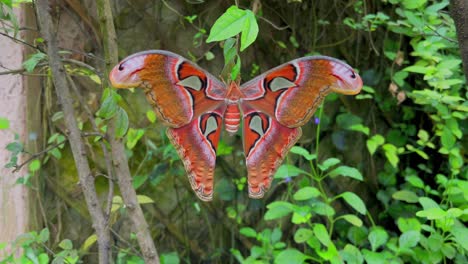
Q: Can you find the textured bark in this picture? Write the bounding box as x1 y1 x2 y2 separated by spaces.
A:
35 1 111 263
96 0 160 263
0 6 31 250
450 0 468 80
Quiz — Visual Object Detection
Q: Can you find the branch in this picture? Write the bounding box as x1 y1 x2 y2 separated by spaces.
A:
450 0 468 80
96 0 160 262
35 1 111 263
13 139 67 173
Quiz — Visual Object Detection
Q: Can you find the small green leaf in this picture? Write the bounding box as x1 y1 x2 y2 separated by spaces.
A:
275 249 307 264
223 38 237 65
28 159 41 172
341 192 367 215
340 244 364 264
402 0 427 9
161 252 180 264
399 230 420 248
392 190 419 203
126 128 145 149
341 214 363 227
80 234 97 252
366 134 385 155
204 51 215 61
329 166 363 181
206 6 247 42
22 52 46 72
137 195 154 204
416 208 446 220
294 228 313 243
38 228 49 243
231 55 241 81
240 11 258 51
290 146 316 160
114 108 129 138
239 227 257 238
132 175 148 190
313 223 331 246
382 144 399 168
264 201 294 220
368 227 388 251
451 226 468 251
0 117 9 129
59 239 73 250
293 187 320 200
318 158 340 171
97 94 118 119
274 164 307 179
146 110 156 123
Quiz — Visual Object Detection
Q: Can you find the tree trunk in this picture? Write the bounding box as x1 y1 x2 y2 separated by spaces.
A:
450 0 468 80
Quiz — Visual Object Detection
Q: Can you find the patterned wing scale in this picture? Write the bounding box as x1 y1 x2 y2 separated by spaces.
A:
110 50 363 201
110 50 226 128
167 109 224 201
241 56 362 128
242 108 302 198
239 56 362 198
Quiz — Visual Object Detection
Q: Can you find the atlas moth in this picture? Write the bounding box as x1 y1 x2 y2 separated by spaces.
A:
109 50 362 201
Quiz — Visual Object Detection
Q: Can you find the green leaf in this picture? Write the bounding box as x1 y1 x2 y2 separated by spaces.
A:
399 230 420 248
318 158 340 171
441 126 455 149
204 51 215 61
137 195 154 204
403 65 428 73
132 175 148 190
274 164 307 179
341 214 363 227
275 249 307 264
223 38 237 65
38 228 49 243
313 223 331 246
206 6 247 42
397 218 421 232
239 227 257 238
451 226 468 251
294 228 313 243
114 108 129 138
97 94 118 119
418 197 439 210
264 201 294 220
348 124 370 135
231 55 241 81
392 190 419 203
341 192 367 215
402 0 427 9
290 146 316 160
80 234 97 252
340 244 364 264
38 253 49 264
126 128 145 149
239 11 258 51
161 252 180 264
59 239 73 250
146 110 156 123
0 117 9 129
22 52 46 72
28 159 41 172
368 227 388 251
366 134 385 155
382 144 399 168
293 187 320 200
416 208 446 220
329 166 363 181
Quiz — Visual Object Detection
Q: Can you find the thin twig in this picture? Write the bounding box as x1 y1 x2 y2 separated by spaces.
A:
13 140 67 173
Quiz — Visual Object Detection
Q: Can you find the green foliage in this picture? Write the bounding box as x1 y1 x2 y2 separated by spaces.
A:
0 228 79 263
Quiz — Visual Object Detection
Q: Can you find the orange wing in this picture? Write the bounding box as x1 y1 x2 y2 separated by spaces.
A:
239 56 363 198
